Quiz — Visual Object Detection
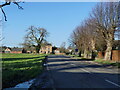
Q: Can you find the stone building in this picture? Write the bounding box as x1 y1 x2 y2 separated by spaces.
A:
40 44 52 54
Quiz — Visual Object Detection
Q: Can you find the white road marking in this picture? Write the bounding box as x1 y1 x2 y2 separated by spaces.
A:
69 63 91 74
70 63 76 66
105 79 120 87
81 68 91 74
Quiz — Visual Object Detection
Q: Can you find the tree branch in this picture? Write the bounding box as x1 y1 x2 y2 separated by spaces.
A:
0 1 23 21
0 2 11 8
13 2 23 9
1 8 7 21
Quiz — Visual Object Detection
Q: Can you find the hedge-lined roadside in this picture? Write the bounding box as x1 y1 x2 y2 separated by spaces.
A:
2 53 47 88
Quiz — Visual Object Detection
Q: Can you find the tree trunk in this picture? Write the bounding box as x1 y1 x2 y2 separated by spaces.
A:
91 51 96 59
104 40 112 60
79 51 81 57
84 49 88 58
91 39 96 59
36 48 40 53
91 39 96 50
36 44 41 53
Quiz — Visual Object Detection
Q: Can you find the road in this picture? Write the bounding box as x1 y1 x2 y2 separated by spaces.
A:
46 55 120 88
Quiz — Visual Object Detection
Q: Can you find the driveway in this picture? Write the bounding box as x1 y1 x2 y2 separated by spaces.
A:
47 55 120 88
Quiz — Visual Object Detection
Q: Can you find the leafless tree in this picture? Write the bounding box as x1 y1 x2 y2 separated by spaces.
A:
0 0 23 21
70 2 119 60
90 2 119 60
23 26 48 53
70 18 106 59
70 23 92 58
59 42 66 53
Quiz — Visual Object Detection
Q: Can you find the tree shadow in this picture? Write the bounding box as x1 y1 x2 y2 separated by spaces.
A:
47 60 117 71
2 57 43 61
49 71 120 88
47 56 120 88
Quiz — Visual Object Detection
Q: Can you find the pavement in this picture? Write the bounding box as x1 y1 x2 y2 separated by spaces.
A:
46 55 120 88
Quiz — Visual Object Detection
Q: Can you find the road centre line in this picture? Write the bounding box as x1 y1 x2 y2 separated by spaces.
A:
69 63 91 73
81 68 91 74
105 79 120 87
70 63 76 66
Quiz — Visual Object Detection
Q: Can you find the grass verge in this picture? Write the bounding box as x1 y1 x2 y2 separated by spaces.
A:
67 55 120 68
2 53 47 88
94 59 120 68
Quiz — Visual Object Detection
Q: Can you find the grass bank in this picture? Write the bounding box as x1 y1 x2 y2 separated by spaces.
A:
94 59 120 68
2 53 47 88
68 55 120 68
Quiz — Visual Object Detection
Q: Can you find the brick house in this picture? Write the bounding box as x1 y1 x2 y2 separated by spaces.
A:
11 48 26 53
4 48 26 53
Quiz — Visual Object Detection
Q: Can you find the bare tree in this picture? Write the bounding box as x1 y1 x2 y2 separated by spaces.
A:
90 2 119 60
23 26 48 53
59 42 66 53
70 23 92 58
70 18 106 59
0 0 23 21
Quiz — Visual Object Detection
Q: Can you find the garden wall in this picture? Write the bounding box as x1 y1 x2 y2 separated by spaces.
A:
112 50 120 62
98 50 120 62
11 51 22 53
98 51 104 59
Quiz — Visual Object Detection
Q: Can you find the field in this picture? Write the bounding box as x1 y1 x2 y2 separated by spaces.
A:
2 53 47 88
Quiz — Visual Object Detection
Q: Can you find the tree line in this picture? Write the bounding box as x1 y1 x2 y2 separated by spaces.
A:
70 2 120 60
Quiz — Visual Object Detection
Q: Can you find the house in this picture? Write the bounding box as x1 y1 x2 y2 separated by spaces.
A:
40 44 52 54
53 48 65 55
54 49 60 54
4 48 11 53
4 47 26 53
11 48 26 53
26 50 36 53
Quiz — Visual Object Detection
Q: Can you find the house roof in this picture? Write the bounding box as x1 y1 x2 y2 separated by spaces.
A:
11 48 23 51
0 47 24 52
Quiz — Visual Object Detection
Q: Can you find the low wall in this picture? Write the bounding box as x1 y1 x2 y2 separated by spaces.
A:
11 51 22 53
112 50 120 62
98 51 104 59
55 53 65 55
98 50 120 62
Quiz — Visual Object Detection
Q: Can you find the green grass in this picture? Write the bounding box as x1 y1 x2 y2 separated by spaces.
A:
94 59 120 68
2 53 47 88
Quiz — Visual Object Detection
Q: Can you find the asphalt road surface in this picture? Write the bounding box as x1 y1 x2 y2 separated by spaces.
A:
46 55 120 88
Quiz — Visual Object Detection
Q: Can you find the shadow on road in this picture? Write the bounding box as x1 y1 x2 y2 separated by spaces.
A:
49 71 120 88
47 55 114 68
47 55 120 88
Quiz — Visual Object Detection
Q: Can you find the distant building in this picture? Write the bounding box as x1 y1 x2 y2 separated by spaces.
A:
54 49 60 54
1 44 53 54
53 48 65 55
4 48 11 53
4 47 26 53
11 48 26 53
40 44 52 54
